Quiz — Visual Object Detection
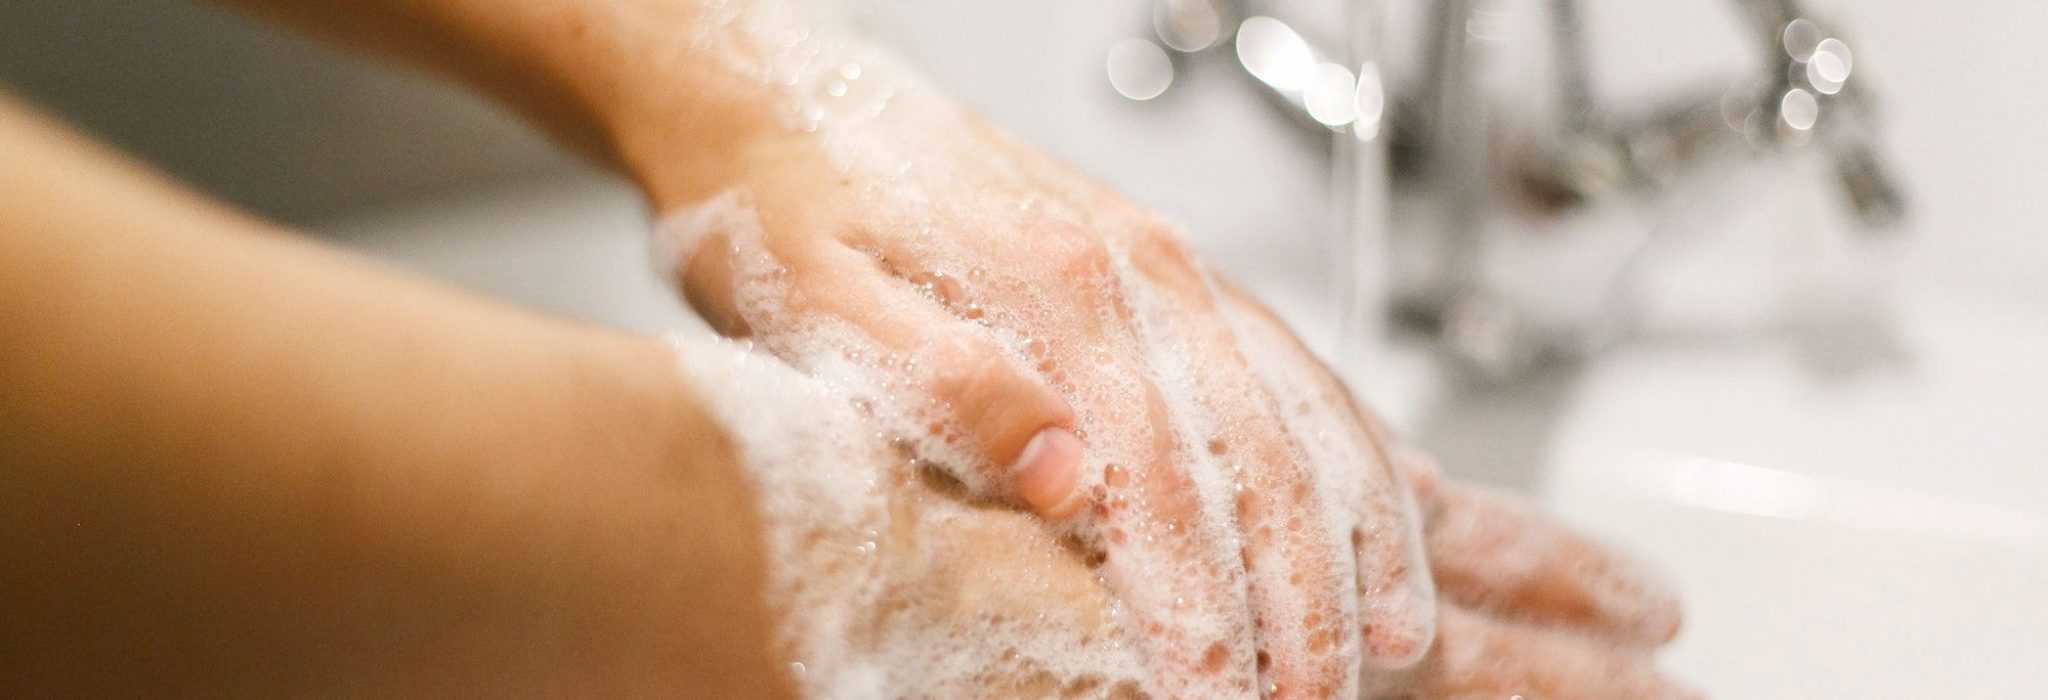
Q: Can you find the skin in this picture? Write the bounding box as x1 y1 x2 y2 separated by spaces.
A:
0 97 789 696
1214 284 1696 699
898 476 1700 699
676 106 1442 694
223 0 1447 692
758 303 1697 697
672 282 1694 698
0 0 1694 696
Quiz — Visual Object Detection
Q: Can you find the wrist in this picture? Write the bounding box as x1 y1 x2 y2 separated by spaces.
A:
515 0 792 199
582 1 945 210
575 0 824 208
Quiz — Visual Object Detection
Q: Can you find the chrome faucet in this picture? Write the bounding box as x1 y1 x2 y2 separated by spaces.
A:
1111 0 1907 379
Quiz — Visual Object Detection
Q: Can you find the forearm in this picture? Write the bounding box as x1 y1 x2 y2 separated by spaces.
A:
217 0 813 203
0 98 785 696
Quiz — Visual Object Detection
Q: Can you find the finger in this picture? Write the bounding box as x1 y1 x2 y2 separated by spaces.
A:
663 201 753 337
1122 233 1357 699
848 216 1266 695
1412 469 1683 647
1089 376 1266 697
1413 604 1703 700
1211 278 1438 669
807 242 1090 517
1010 243 1267 696
683 223 1086 518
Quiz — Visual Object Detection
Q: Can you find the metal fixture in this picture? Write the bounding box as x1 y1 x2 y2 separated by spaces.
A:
1112 0 1907 378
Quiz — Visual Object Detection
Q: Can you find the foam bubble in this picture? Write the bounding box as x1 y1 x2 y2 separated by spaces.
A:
658 195 1259 695
684 0 925 140
670 333 1155 698
1104 243 1363 697
653 184 1440 697
1213 278 1437 669
649 189 751 288
651 6 1442 687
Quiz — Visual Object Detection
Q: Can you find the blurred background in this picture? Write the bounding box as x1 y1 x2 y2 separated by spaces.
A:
4 0 2041 696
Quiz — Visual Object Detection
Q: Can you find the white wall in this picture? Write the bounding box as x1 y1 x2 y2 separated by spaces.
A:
5 0 2038 304
0 0 577 222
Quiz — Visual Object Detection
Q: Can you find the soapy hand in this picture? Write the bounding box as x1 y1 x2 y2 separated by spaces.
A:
672 327 1694 699
662 56 1437 695
915 471 1694 699
1397 460 1697 700
1211 285 1694 698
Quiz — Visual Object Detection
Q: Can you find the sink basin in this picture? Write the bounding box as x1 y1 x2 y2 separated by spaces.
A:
324 173 2046 698
1409 289 2048 697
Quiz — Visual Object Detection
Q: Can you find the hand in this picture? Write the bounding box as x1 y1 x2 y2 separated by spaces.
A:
658 47 1436 695
841 460 1698 700
675 329 1695 699
1398 457 1696 700
1209 282 1696 699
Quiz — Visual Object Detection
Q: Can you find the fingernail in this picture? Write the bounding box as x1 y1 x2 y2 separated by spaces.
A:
1617 566 1686 644
1012 427 1084 518
1360 587 1435 670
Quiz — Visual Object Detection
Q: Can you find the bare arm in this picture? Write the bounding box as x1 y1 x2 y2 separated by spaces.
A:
205 0 1445 692
0 97 789 697
215 0 785 204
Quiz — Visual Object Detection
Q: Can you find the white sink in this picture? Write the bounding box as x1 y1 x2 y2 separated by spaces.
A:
324 174 2046 698
1427 291 2048 698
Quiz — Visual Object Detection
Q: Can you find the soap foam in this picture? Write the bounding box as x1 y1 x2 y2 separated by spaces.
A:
661 194 1261 697
683 0 925 140
669 333 1154 699
1212 279 1437 670
1106 243 1361 698
654 184 1443 697
651 5 1439 688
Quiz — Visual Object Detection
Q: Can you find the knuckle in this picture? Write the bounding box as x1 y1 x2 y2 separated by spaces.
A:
925 336 1072 458
1043 228 1116 281
923 333 990 378
679 242 754 337
929 336 1029 403
1126 223 1208 298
